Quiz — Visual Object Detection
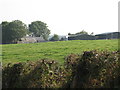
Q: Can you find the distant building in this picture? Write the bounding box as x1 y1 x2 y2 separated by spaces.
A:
59 36 68 41
68 32 120 40
95 32 120 40
17 36 45 43
68 34 96 40
49 35 68 41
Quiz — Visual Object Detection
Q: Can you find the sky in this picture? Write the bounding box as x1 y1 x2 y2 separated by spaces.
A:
0 0 119 35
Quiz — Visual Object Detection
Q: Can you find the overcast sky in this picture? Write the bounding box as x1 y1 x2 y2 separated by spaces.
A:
0 0 119 35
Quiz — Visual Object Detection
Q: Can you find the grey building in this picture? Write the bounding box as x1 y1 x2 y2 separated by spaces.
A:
95 32 120 40
68 34 96 40
17 36 45 43
68 32 120 40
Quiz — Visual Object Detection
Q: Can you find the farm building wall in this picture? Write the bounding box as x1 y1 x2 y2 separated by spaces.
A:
95 32 120 40
68 34 96 40
68 32 120 40
17 36 45 43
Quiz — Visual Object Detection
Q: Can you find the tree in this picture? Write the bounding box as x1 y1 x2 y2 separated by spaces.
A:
2 20 28 44
75 30 88 35
2 21 9 43
68 33 71 35
29 21 50 40
90 32 94 35
60 37 65 41
50 34 59 41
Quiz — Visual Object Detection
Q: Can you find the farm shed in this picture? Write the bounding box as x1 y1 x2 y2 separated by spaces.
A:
95 32 120 40
68 34 96 40
17 36 45 43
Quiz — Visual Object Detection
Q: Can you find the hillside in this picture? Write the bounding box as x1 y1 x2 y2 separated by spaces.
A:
2 39 118 66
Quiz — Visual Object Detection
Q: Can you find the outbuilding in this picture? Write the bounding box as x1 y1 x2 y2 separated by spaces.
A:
68 34 96 40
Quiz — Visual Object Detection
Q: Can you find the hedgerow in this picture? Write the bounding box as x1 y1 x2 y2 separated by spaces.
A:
2 50 120 88
65 50 120 88
2 59 71 88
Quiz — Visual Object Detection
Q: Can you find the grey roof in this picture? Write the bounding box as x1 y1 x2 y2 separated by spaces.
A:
95 32 119 35
23 36 44 40
18 36 45 43
34 37 45 41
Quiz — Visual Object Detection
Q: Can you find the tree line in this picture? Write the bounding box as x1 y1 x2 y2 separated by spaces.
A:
1 20 93 44
1 20 50 44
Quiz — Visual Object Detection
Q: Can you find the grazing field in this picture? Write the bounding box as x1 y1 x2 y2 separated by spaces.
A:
2 39 118 66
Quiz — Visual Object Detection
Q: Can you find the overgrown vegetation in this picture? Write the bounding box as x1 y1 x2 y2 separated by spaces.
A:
2 59 71 88
65 50 120 88
2 50 120 88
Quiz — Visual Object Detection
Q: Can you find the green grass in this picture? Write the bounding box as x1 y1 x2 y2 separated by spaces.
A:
2 39 118 65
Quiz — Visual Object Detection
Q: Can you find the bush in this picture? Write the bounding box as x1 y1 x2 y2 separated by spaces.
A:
2 59 71 88
49 34 59 41
65 50 120 88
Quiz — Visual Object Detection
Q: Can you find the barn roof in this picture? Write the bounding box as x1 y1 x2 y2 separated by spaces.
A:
95 32 119 36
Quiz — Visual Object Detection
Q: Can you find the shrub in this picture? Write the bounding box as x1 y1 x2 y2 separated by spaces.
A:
2 59 70 88
67 50 120 88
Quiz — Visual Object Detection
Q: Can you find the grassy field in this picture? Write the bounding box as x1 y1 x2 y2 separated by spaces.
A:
2 39 118 65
